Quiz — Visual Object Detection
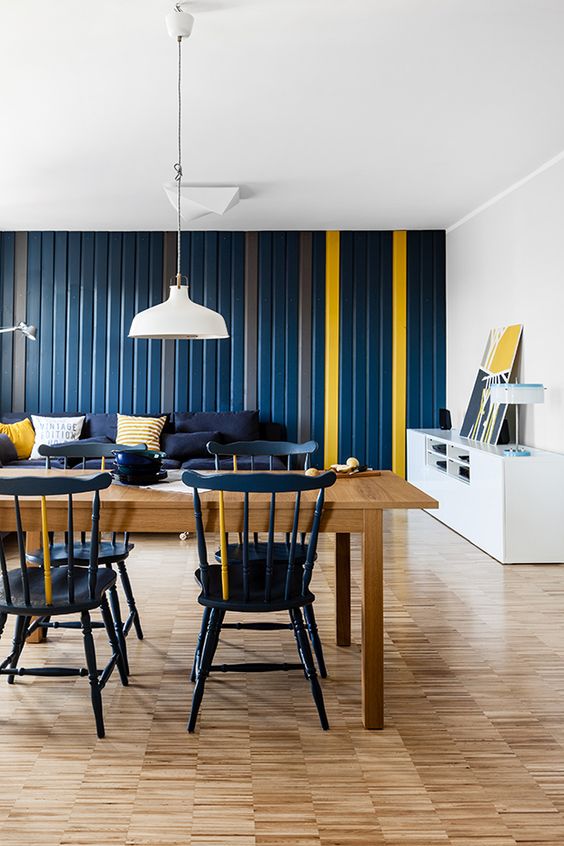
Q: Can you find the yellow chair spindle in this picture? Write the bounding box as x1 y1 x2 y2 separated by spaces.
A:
101 456 106 471
233 454 244 545
40 496 53 606
219 490 229 600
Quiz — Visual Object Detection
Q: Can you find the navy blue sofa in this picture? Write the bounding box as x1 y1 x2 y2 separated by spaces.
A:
0 411 287 471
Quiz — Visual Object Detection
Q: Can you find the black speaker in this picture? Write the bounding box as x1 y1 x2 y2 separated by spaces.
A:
439 408 452 430
498 418 510 445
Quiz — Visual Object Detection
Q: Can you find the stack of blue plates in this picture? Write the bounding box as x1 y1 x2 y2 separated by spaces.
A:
112 449 168 485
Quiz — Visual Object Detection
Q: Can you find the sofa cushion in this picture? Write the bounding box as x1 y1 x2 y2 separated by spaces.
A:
117 414 167 451
83 413 173 441
259 421 286 441
181 455 285 471
162 431 221 461
83 413 117 441
0 434 18 465
174 411 260 443
30 414 85 459
0 418 36 459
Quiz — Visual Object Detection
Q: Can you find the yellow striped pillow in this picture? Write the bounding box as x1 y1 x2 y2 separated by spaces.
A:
116 414 167 452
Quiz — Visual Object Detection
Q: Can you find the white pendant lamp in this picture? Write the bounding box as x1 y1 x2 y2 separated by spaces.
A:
129 5 229 341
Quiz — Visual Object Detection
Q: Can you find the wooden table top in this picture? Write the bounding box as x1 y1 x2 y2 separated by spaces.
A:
0 468 438 512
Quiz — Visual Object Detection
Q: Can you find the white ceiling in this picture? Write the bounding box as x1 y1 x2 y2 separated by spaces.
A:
1 0 564 232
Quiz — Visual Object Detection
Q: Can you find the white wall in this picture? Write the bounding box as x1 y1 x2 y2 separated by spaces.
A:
447 156 564 453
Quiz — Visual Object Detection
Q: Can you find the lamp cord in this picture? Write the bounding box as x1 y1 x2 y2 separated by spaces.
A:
174 35 183 284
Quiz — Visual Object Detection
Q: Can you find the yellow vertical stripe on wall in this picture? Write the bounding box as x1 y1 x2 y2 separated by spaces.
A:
324 231 340 468
392 231 407 477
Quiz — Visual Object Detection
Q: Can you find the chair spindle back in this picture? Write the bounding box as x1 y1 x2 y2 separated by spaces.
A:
39 442 147 471
182 470 335 604
38 443 144 546
0 474 112 609
207 439 318 471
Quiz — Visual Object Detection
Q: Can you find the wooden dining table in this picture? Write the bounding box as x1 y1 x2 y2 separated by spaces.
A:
0 468 437 729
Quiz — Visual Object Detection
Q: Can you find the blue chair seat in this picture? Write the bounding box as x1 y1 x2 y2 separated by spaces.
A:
0 564 117 616
26 540 133 568
215 541 309 566
195 563 314 613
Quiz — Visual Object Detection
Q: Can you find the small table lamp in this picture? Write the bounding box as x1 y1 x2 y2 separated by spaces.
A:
490 383 545 456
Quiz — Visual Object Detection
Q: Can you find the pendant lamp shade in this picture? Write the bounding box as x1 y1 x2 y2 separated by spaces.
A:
129 285 228 340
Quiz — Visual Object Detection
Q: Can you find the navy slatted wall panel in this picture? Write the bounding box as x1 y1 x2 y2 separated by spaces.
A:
53 234 68 411
105 234 122 413
257 233 273 423
25 233 42 411
133 233 150 414
230 234 245 411
311 232 326 466
147 234 164 413
38 232 54 412
338 232 393 470
285 233 300 443
406 231 446 429
0 230 445 471
92 233 108 413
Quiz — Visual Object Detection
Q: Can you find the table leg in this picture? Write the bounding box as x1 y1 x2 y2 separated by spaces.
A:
26 531 46 644
361 510 383 729
335 533 351 646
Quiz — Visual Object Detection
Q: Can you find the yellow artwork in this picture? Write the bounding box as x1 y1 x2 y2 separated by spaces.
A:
460 324 523 443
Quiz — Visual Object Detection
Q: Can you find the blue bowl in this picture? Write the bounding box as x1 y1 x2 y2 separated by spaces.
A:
113 449 166 470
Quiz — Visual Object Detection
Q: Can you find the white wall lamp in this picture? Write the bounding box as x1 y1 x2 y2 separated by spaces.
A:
0 321 37 341
490 382 546 456
129 4 229 340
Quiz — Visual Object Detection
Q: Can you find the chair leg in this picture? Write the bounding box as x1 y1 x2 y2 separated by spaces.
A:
0 613 6 640
7 615 29 685
187 608 224 733
81 610 105 739
100 596 129 687
291 608 329 730
190 607 211 682
303 604 327 678
107 578 130 677
117 561 143 640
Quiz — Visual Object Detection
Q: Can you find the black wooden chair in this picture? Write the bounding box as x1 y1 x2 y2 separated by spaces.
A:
26 442 146 672
182 468 336 733
206 439 328 677
0 473 128 738
207 439 318 472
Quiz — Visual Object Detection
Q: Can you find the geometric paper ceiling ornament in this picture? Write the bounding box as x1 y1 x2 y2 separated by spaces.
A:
163 183 240 221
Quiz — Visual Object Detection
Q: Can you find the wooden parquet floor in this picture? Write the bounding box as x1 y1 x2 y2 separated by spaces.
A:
2 511 564 845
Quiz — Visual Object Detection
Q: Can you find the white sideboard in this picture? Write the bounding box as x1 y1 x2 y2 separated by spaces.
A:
407 429 564 564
